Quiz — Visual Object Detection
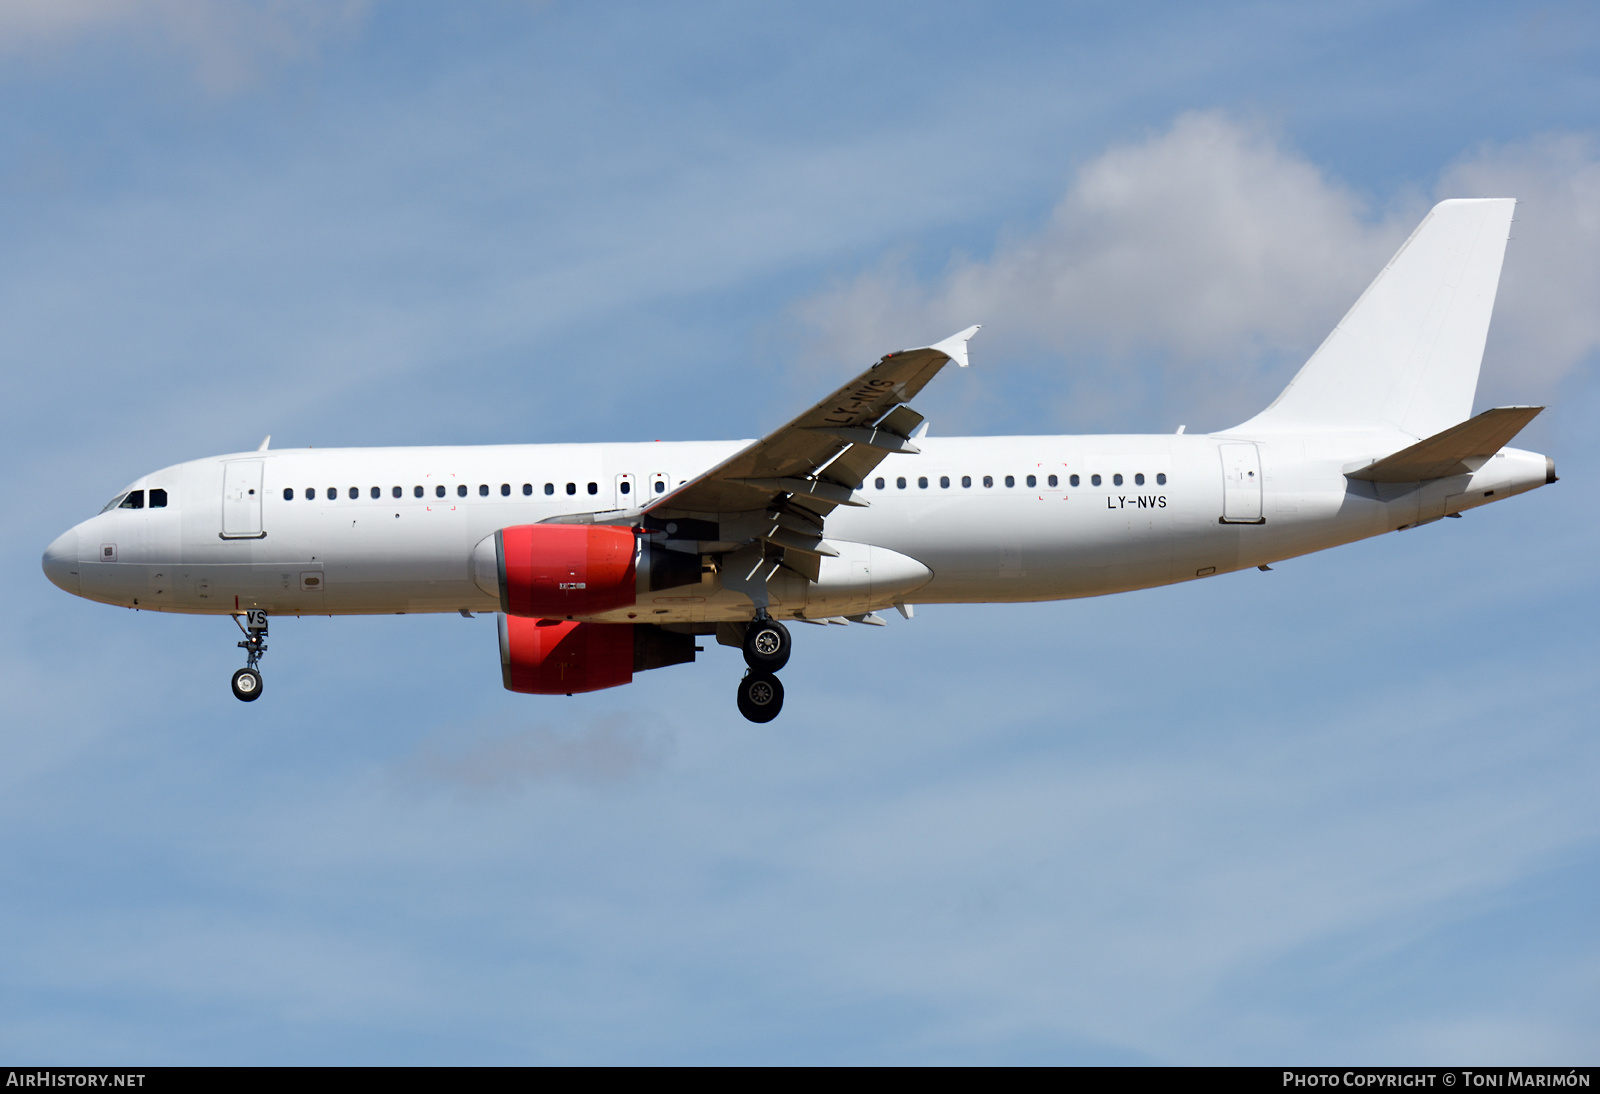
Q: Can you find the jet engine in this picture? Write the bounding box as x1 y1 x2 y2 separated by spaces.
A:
498 616 696 694
471 524 703 618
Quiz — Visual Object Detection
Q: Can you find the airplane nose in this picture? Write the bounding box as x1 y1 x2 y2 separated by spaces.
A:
42 529 80 595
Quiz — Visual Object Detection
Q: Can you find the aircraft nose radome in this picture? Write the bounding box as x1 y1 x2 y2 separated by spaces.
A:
42 529 80 596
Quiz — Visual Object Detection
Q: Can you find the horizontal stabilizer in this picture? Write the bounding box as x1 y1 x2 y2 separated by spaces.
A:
1346 405 1542 482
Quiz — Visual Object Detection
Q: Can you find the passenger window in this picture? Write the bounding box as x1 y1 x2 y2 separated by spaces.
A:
501 484 511 496
307 488 317 500
523 484 532 495
348 487 359 500
1004 475 1015 488
940 476 950 488
896 477 907 489
328 486 338 499
119 490 145 509
479 484 489 497
875 477 885 489
283 488 294 501
1090 474 1101 487
918 476 928 489
962 475 971 488
1026 475 1036 488
1157 473 1167 485
621 481 631 494
1069 474 1080 487
370 486 380 499
983 476 993 488
149 488 168 508
1113 474 1123 486
457 485 468 498
1135 473 1145 486
436 485 446 498
566 483 576 496
1048 475 1058 487
393 486 402 498
414 486 423 498
587 482 598 495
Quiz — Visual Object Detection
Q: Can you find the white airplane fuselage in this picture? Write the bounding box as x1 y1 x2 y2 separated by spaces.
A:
35 199 1557 716
43 431 1553 622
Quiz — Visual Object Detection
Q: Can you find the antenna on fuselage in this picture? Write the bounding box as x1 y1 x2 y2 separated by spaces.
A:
257 435 271 451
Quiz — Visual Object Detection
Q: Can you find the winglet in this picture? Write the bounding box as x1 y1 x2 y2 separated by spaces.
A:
257 435 271 452
928 325 981 368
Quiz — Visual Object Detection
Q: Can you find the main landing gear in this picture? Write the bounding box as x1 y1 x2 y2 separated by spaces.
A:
736 614 791 723
231 610 268 702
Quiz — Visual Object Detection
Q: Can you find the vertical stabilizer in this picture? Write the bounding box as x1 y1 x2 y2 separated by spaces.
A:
1236 198 1515 438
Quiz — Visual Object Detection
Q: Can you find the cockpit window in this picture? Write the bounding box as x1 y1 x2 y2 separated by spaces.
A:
118 490 145 510
100 492 128 513
149 488 168 508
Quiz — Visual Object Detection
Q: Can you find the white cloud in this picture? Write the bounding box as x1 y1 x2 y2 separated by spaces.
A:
795 113 1410 424
795 113 1600 432
1441 133 1600 402
0 0 368 92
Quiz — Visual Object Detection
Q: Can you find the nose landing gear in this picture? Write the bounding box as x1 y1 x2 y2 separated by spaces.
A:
231 610 268 702
736 614 790 722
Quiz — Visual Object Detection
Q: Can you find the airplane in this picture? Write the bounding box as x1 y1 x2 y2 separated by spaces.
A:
41 198 1556 722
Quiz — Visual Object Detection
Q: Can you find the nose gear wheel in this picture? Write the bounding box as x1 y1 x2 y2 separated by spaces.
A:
231 667 263 702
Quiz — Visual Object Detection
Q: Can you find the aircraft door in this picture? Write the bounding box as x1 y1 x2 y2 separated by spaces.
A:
614 473 635 510
1218 443 1264 524
221 460 265 538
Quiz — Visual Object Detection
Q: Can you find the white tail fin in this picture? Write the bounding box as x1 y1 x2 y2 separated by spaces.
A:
1237 198 1515 438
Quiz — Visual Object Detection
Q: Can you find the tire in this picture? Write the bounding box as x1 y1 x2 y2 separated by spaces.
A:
231 667 264 702
736 671 784 723
742 618 791 672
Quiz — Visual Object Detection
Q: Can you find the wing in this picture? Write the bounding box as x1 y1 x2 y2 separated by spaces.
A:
642 325 979 574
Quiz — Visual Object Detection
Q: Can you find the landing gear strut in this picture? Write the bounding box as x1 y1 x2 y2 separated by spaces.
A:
736 613 790 722
231 610 268 702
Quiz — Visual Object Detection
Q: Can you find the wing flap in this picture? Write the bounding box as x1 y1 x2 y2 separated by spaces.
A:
648 326 978 519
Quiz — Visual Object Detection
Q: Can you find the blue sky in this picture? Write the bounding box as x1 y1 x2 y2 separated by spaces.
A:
2 0 1598 1064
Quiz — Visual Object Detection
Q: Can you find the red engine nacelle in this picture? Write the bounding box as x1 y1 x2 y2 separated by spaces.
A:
472 523 706 618
492 524 639 618
499 616 696 694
